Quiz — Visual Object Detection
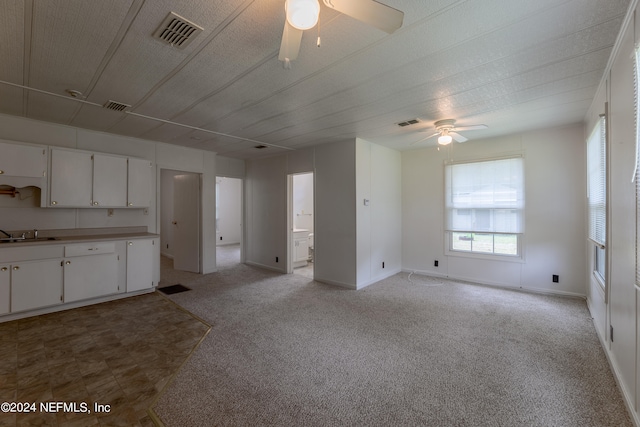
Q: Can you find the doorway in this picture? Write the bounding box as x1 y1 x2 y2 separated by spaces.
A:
288 172 314 278
216 176 243 269
159 169 201 283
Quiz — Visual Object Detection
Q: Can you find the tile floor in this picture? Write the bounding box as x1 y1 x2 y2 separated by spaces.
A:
0 293 210 427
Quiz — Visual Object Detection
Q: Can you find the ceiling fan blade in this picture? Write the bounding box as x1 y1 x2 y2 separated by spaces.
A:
450 132 468 143
279 21 304 62
322 0 404 34
453 124 488 131
410 132 439 146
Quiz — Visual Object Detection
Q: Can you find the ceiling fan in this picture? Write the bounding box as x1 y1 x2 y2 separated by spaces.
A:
278 0 404 65
413 119 488 146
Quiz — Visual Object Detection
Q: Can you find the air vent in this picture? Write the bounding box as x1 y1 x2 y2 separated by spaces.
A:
103 100 131 112
153 12 203 48
396 118 420 127
254 145 268 149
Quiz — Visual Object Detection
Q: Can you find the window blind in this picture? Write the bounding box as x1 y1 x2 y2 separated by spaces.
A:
445 157 524 233
587 117 606 248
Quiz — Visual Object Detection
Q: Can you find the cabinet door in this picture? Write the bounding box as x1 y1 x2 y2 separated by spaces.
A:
50 149 93 207
294 238 309 262
0 264 9 315
64 253 119 302
127 158 152 207
93 154 127 207
126 239 155 292
0 141 46 178
11 259 63 312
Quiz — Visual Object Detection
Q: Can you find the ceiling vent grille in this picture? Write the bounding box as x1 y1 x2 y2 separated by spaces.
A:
153 12 203 48
396 118 420 127
103 100 131 112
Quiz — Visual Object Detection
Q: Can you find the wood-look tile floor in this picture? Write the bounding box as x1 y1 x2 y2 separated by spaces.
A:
0 293 210 427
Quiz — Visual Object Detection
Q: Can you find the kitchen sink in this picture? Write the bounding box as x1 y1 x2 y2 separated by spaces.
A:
0 237 60 243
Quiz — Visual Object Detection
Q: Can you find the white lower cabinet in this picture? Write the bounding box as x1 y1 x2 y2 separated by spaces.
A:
126 238 157 292
0 236 158 320
64 253 119 303
0 265 9 315
11 259 63 312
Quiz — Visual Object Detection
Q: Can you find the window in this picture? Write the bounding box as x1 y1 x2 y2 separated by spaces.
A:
587 115 606 285
445 157 524 257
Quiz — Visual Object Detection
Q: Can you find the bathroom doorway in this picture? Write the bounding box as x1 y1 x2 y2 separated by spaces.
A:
288 172 314 278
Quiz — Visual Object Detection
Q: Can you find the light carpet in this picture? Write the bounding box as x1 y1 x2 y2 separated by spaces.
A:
153 257 632 426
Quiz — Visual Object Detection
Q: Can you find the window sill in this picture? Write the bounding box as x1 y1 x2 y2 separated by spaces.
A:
445 248 525 263
592 271 605 292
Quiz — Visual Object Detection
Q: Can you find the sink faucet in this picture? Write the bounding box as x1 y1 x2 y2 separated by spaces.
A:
33 229 38 240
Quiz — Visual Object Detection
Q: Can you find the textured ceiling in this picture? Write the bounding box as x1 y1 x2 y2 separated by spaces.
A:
0 0 630 159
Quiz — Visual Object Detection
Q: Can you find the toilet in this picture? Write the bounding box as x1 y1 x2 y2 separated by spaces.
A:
308 233 314 261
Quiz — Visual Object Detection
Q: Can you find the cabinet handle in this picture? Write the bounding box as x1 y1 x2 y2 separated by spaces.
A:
51 201 57 205
128 242 133 246
0 170 4 174
93 201 99 206
65 261 71 265
1 267 7 272
128 202 133 206
12 266 19 271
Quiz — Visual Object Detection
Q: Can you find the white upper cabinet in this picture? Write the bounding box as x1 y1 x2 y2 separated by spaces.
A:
50 148 93 207
127 157 152 208
49 147 151 208
93 154 127 207
0 140 46 178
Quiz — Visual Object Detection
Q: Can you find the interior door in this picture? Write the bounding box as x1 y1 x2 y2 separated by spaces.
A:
173 174 200 273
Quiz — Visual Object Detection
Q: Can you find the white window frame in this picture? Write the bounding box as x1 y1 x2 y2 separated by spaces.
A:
444 156 525 262
634 46 640 293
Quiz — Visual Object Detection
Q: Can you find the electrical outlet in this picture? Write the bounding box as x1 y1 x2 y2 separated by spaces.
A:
552 274 559 283
434 260 439 267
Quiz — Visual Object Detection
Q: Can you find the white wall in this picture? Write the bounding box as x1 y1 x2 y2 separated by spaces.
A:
314 141 357 287
243 140 401 290
356 139 402 288
245 154 288 271
0 112 218 274
402 124 586 297
583 1 639 422
216 177 242 245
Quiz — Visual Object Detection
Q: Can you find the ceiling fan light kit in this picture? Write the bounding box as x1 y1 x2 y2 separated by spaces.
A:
438 134 453 145
279 0 404 64
410 119 488 146
286 0 320 30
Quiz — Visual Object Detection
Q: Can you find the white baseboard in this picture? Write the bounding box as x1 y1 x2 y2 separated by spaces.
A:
401 269 586 299
245 261 286 274
313 277 356 290
357 268 402 289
